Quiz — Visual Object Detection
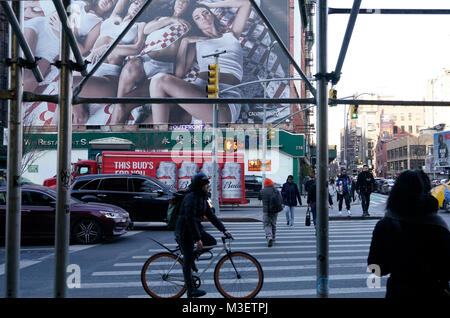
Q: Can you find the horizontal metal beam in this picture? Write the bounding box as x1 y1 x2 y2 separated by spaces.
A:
52 0 87 76
4 92 450 107
332 99 450 106
0 89 14 100
73 96 317 105
329 8 450 15
0 1 44 82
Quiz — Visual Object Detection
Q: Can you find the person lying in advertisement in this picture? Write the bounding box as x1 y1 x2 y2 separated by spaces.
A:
22 0 119 93
108 0 197 125
142 0 251 125
70 0 147 125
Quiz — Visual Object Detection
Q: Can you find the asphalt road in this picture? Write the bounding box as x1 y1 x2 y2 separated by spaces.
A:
0 192 449 299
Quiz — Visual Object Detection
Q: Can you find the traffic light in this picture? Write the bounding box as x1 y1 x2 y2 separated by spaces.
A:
206 63 219 98
350 104 359 119
329 88 337 106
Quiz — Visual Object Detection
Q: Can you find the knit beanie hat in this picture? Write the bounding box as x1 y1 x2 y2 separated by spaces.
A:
264 178 275 187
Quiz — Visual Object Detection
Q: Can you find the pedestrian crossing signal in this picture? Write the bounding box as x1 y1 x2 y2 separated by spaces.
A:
207 63 219 98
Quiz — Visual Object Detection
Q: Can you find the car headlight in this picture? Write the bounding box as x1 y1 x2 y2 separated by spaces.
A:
100 211 123 219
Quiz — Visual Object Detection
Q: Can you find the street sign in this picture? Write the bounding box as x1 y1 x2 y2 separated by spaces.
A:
278 130 305 157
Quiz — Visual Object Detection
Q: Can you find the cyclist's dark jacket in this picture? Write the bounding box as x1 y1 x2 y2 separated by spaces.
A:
174 180 226 242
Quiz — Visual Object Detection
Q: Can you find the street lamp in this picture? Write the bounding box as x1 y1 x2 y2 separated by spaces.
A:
262 40 278 186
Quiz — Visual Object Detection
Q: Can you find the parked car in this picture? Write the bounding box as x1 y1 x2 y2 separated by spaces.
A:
374 178 384 193
71 174 175 223
0 185 130 244
245 175 282 198
245 175 263 198
380 179 395 194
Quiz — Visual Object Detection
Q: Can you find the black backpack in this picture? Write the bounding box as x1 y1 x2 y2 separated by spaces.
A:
269 188 283 213
166 190 188 230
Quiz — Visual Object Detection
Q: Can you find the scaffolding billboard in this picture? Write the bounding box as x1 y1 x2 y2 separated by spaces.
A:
21 0 291 128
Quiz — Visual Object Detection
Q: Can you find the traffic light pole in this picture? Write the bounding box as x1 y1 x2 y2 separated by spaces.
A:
205 50 226 215
316 0 329 298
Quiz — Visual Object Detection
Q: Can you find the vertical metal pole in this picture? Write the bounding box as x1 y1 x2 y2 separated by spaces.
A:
344 104 347 167
5 0 23 298
211 56 220 216
54 0 73 298
316 0 329 298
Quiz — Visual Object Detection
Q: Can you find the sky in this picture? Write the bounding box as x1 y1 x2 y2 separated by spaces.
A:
319 0 450 147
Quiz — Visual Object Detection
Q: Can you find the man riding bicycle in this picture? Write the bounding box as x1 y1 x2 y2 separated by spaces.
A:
174 172 233 298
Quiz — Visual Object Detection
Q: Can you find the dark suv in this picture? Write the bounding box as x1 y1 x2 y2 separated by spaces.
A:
71 174 175 223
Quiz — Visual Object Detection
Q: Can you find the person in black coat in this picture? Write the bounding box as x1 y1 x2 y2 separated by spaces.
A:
356 164 376 217
367 170 450 298
306 178 333 227
281 175 302 227
174 172 233 298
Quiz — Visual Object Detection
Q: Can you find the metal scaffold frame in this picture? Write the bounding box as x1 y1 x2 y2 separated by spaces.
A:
1 0 450 299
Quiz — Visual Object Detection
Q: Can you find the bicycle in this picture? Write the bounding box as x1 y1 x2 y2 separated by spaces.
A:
141 236 264 298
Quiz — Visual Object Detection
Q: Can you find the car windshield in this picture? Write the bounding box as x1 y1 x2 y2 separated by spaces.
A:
45 188 83 204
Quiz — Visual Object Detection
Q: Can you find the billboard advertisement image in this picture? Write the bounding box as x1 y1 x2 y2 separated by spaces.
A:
22 0 291 128
434 131 450 168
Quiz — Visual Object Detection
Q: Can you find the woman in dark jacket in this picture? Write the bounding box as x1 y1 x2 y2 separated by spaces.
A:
281 175 302 226
175 172 232 298
367 170 450 298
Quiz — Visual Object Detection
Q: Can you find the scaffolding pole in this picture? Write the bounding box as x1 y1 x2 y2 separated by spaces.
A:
53 0 73 298
52 0 88 76
5 0 24 298
316 0 329 298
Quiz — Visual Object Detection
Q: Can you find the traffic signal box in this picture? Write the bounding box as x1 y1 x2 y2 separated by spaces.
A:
329 88 337 106
350 104 359 119
207 63 219 98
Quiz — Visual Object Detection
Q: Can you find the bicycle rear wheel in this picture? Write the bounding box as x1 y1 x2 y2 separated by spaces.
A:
141 252 186 298
214 251 264 298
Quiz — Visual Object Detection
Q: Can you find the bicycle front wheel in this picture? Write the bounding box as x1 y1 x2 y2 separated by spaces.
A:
214 251 264 298
141 252 186 298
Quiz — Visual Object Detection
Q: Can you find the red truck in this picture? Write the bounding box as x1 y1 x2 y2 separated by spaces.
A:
43 151 247 204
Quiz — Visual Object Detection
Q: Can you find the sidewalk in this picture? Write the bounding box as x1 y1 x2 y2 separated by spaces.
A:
217 197 385 222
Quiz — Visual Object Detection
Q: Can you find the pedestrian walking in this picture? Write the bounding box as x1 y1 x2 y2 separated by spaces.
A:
368 170 450 298
281 175 302 226
258 178 281 247
174 172 233 298
356 164 376 217
336 167 352 217
306 177 333 227
328 178 336 205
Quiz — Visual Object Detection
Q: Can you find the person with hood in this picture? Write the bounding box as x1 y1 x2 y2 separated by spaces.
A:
336 167 352 217
258 178 280 247
356 164 376 217
174 172 233 298
368 170 450 298
281 175 302 227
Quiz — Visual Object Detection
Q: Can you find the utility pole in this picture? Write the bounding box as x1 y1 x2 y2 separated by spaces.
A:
316 0 329 298
205 50 226 215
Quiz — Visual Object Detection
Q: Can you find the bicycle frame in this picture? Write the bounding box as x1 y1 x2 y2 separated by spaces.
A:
151 237 234 283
